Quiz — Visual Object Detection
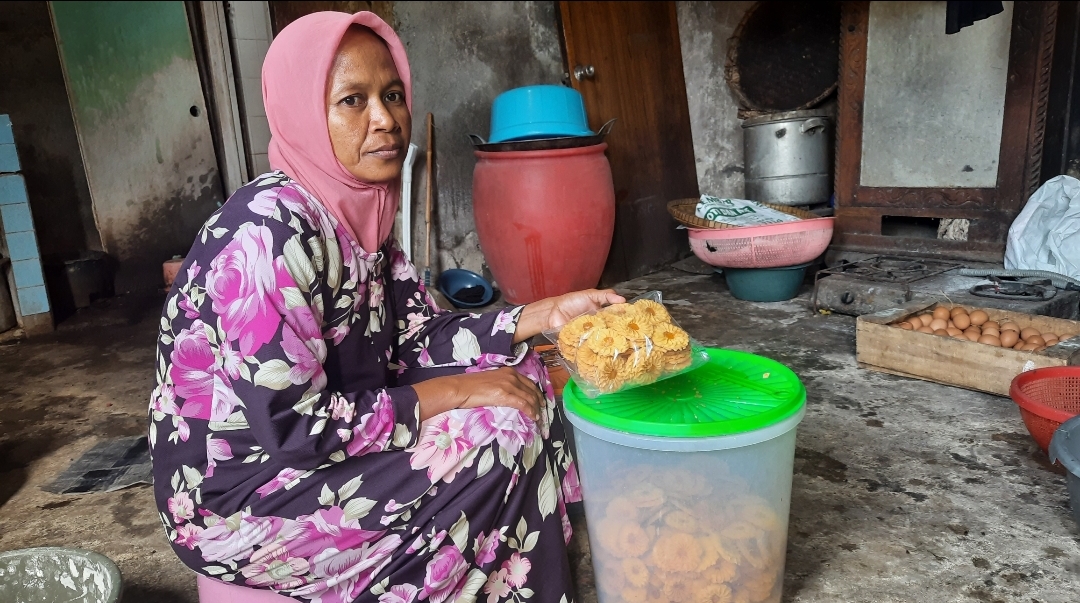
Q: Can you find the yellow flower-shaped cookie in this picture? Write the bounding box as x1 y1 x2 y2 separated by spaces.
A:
652 322 690 352
586 327 630 357
650 531 702 573
621 558 650 588
634 299 671 324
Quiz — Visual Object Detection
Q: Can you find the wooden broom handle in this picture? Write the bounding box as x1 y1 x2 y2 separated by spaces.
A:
425 113 434 268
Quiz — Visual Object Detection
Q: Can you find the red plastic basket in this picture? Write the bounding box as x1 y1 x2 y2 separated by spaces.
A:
1009 367 1080 453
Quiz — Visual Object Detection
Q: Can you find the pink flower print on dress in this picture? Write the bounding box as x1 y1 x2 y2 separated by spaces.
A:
280 507 386 559
474 529 502 566
281 325 327 392
390 249 417 282
241 545 311 590
204 223 281 357
150 383 179 415
170 320 217 419
174 522 203 550
327 324 350 346
561 461 582 503
483 569 511 603
409 414 476 483
248 186 320 232
247 187 285 218
218 338 243 381
369 279 385 309
178 291 200 319
490 310 517 336
501 553 531 588
559 497 572 545
210 373 243 422
168 491 194 523
347 391 395 457
205 436 233 478
379 584 419 603
255 467 305 499
328 395 356 423
295 533 402 603
462 407 535 456
197 513 284 564
420 545 469 603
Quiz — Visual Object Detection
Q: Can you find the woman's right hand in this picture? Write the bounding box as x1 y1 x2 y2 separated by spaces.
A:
411 367 544 422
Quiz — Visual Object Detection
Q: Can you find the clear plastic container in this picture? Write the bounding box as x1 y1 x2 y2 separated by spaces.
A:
563 349 806 603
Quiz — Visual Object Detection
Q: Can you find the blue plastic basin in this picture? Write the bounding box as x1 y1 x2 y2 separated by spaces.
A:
489 85 593 143
437 269 494 308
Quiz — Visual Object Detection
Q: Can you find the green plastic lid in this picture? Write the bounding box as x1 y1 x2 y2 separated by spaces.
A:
562 348 805 438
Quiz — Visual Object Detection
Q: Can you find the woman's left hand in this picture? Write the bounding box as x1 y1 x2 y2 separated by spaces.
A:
513 289 625 343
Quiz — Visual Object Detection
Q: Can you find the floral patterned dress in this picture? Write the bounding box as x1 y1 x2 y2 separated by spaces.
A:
148 172 582 603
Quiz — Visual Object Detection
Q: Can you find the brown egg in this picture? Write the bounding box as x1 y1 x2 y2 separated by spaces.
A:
983 320 1000 331
934 328 950 336
933 307 951 321
982 328 1000 339
1044 337 1059 347
1020 327 1041 340
898 321 914 330
1043 332 1058 342
1027 335 1046 347
952 332 968 340
1021 343 1040 351
1000 322 1020 332
964 328 982 342
1061 335 1073 342
929 318 948 331
978 335 1001 346
919 314 935 327
917 326 935 334
952 314 971 330
1013 340 1026 350
999 330 1019 348
947 327 963 336
950 307 968 318
970 310 989 326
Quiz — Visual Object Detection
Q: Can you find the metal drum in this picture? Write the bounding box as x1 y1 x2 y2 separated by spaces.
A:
742 109 832 206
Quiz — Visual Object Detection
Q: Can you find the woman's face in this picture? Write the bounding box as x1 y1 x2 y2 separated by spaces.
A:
326 27 411 183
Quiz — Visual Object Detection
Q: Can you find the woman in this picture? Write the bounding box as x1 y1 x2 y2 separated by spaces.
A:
148 11 621 603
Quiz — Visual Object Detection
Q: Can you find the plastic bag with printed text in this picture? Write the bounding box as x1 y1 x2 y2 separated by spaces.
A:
542 291 709 398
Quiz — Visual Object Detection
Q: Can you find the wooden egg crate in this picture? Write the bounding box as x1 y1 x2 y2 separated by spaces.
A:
856 302 1080 397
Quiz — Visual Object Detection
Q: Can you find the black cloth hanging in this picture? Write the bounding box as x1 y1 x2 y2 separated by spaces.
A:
946 1 1005 34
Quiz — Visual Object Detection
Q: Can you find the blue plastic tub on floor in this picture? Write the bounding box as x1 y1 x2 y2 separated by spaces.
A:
721 263 811 302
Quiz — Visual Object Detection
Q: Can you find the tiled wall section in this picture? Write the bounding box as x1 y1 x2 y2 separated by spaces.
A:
0 114 50 317
226 1 273 177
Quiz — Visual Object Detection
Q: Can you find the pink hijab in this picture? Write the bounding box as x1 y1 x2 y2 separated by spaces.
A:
263 12 412 252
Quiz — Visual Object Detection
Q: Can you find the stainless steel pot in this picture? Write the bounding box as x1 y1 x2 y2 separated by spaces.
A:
742 109 832 206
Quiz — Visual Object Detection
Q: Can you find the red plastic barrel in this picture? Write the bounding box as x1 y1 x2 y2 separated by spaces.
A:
472 143 615 304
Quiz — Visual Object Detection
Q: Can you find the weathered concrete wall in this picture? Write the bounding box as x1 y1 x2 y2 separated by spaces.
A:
51 1 225 293
676 1 755 199
393 1 564 276
0 2 100 259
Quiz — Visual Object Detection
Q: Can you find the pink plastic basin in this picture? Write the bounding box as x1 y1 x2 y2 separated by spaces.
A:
688 217 834 269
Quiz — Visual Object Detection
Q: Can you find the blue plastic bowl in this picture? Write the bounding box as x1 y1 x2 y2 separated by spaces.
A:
437 269 494 308
489 85 594 143
721 263 811 302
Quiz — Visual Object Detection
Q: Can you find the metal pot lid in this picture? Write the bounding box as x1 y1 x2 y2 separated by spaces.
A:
741 109 832 128
470 119 615 152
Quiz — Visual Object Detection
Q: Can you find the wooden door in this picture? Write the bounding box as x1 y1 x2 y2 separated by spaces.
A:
559 1 699 284
50 1 225 292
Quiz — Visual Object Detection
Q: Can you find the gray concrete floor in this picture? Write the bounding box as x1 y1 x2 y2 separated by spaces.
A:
1 268 1078 602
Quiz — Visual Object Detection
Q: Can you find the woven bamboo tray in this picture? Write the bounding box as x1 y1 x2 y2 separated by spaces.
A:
666 198 815 230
